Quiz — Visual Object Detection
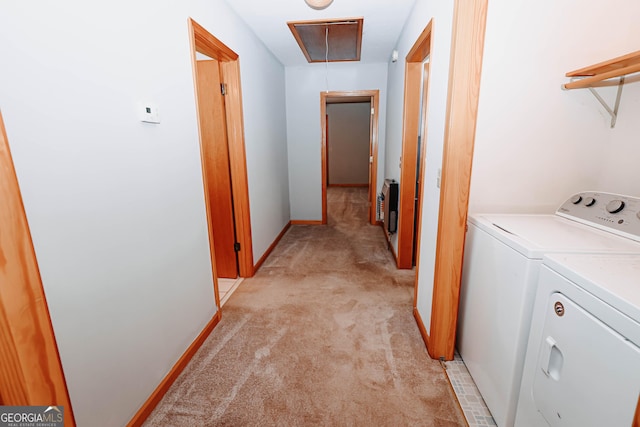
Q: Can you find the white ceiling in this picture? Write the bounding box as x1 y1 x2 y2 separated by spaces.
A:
223 0 417 67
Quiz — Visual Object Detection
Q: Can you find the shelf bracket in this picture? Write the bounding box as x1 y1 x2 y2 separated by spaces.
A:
567 76 625 128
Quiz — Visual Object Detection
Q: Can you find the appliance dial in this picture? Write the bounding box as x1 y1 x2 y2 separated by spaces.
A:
570 195 582 204
584 197 596 207
606 200 625 214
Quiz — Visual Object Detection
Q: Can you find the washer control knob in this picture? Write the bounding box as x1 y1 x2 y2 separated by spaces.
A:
606 200 625 214
584 197 596 207
570 195 583 204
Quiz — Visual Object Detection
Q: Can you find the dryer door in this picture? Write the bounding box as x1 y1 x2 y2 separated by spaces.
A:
532 293 640 427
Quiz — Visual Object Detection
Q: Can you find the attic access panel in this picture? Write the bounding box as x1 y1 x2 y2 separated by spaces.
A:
287 18 363 63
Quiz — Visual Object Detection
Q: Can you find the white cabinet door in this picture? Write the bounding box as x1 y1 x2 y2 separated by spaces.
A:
532 292 640 427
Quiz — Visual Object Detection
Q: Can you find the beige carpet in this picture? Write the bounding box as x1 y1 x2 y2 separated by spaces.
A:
143 187 465 426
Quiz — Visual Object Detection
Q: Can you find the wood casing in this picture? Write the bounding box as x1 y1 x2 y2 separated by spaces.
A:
0 111 76 425
429 0 488 360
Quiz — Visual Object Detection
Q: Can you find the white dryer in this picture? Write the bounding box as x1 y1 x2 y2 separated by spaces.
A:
457 192 640 427
515 253 640 426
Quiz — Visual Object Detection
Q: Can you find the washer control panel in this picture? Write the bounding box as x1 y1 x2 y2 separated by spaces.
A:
556 191 640 242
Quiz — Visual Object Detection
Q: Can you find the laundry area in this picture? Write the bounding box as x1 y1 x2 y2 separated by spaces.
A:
435 0 640 424
457 192 640 426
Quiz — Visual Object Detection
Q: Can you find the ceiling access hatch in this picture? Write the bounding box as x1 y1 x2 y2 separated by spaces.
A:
287 18 363 63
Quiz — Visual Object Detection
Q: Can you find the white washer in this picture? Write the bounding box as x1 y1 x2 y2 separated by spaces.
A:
515 253 640 426
457 192 640 427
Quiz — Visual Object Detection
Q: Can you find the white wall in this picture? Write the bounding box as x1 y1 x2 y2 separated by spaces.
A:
240 37 291 259
0 0 288 425
597 81 640 195
470 0 640 214
385 1 455 334
327 102 371 185
286 62 388 220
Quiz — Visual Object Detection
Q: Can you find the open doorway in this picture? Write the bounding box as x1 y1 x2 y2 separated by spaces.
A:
326 101 370 189
325 100 371 227
188 19 254 308
320 90 380 225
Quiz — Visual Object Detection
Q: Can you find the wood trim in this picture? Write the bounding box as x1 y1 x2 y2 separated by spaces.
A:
379 224 399 265
397 21 433 270
290 220 324 225
190 19 238 61
0 305 27 404
406 20 433 63
188 18 254 279
325 114 329 186
564 62 640 90
0 111 76 426
321 90 379 226
253 222 292 273
633 395 640 427
321 95 328 225
287 18 363 63
389 242 399 266
323 90 380 97
429 0 488 360
286 17 364 26
188 20 220 304
380 222 391 244
413 308 431 350
567 49 640 77
127 311 221 427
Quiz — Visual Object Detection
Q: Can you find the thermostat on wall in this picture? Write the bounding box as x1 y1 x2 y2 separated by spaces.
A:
140 103 160 124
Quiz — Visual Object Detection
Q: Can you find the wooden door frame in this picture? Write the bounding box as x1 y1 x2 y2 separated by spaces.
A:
320 90 379 225
188 18 254 300
412 0 488 360
0 111 76 425
396 21 434 269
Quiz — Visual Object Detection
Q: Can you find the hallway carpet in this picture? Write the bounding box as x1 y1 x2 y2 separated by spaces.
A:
143 187 465 426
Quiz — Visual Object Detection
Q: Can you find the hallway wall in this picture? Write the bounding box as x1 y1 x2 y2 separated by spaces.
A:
384 1 455 334
0 1 287 425
285 63 388 221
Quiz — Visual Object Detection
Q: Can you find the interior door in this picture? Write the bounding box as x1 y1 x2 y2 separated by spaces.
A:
413 61 430 266
0 112 75 425
196 59 238 279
